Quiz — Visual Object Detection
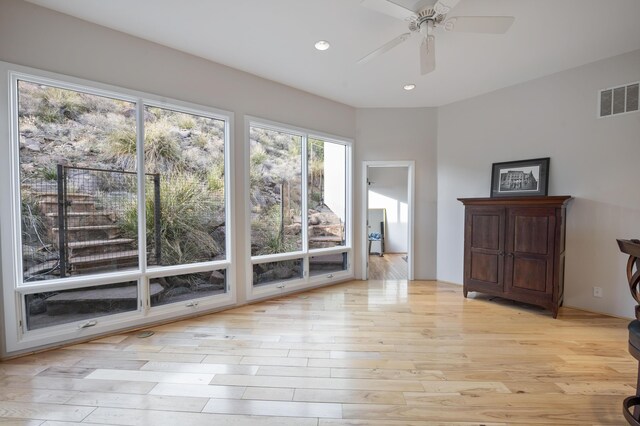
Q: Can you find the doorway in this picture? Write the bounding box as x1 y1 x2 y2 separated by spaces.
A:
362 161 414 280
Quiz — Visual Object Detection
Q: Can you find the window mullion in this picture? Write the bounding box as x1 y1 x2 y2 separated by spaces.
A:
135 100 148 308
301 134 309 254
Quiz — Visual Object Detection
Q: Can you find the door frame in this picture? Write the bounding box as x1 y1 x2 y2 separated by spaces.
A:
361 160 415 280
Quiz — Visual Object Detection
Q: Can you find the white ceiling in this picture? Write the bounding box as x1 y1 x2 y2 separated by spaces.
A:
26 0 640 108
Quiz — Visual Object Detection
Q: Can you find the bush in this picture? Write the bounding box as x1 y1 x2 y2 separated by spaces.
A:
37 165 58 181
36 87 89 123
105 128 137 170
177 116 195 130
251 204 298 256
105 119 182 172
119 172 224 266
207 163 225 194
21 191 48 246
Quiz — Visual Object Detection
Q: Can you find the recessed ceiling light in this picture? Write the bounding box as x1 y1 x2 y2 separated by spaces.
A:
314 40 330 51
403 84 416 91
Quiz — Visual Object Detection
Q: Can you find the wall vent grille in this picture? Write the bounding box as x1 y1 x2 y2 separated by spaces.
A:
599 82 639 118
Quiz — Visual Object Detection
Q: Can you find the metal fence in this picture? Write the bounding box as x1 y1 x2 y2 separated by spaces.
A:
23 165 160 281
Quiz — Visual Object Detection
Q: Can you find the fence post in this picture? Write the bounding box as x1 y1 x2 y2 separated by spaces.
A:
279 183 284 245
153 174 161 265
56 164 66 278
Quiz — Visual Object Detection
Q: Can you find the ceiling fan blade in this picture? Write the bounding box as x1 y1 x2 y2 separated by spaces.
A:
360 0 417 21
433 0 461 16
444 16 515 34
358 32 412 64
420 35 435 75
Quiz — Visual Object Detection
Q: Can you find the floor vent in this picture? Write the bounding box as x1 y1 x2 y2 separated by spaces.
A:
599 82 639 118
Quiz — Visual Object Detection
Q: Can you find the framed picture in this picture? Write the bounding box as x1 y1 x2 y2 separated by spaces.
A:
490 157 550 197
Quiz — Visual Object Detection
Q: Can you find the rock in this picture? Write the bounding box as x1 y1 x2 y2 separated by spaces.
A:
274 266 297 279
211 226 225 247
309 215 321 225
259 266 297 283
21 163 35 174
209 270 225 284
23 139 41 152
195 283 224 292
165 287 191 298
28 298 47 315
285 223 301 235
22 245 48 263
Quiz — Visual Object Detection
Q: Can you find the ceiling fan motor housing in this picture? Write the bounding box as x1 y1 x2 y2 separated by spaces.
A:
412 8 444 35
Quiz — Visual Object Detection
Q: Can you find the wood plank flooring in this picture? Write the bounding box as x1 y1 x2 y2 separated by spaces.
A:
368 253 407 280
0 280 637 425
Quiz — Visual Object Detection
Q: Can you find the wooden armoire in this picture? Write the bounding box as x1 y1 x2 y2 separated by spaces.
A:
458 196 572 318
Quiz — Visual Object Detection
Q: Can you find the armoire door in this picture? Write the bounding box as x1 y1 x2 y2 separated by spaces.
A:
504 207 555 298
464 206 505 293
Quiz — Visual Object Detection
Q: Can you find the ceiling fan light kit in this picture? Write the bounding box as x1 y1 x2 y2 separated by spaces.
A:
359 0 515 75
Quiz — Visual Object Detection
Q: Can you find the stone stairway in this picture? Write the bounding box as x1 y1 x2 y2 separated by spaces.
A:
31 192 138 276
308 223 344 248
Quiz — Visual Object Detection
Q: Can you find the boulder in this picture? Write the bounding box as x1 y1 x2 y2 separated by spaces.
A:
259 266 297 283
285 223 302 235
308 215 321 225
196 283 224 292
28 298 47 315
23 139 42 152
209 270 225 285
165 286 191 298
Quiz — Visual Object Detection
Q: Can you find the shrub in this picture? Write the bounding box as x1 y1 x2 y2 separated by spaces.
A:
177 116 195 130
119 172 224 266
251 204 298 256
207 163 225 194
192 133 208 149
144 120 182 172
37 165 58 181
105 119 182 172
35 87 89 123
105 128 137 170
21 191 48 246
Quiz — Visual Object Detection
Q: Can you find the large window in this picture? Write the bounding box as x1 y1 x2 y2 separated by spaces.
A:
249 126 302 255
143 106 227 267
247 120 352 297
308 138 347 250
18 81 139 282
3 69 232 351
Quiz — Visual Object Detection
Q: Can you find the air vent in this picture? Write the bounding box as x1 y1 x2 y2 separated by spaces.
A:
599 82 639 118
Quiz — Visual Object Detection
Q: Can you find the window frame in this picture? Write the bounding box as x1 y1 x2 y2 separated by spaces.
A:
0 62 236 352
244 116 353 301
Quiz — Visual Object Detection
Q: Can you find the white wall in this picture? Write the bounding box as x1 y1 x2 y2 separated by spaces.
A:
368 167 408 253
323 142 346 223
356 108 438 280
0 0 355 359
437 49 640 319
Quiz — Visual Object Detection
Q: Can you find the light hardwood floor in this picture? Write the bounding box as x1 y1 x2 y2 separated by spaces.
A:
0 280 636 425
368 253 407 280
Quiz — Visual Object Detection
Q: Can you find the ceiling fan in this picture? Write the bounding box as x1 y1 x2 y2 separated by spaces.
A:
358 0 515 75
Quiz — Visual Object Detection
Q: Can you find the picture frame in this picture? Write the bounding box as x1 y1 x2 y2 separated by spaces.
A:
490 157 550 197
